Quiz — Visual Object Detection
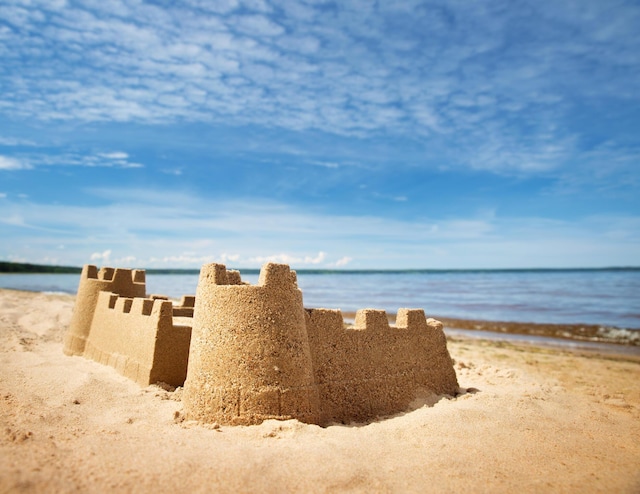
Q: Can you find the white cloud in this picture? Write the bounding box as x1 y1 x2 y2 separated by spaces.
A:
98 151 129 160
113 255 136 265
0 193 6 199
11 151 144 170
333 256 352 267
90 249 112 262
219 253 240 263
0 155 31 170
232 14 284 37
247 251 326 266
158 254 218 265
183 0 239 14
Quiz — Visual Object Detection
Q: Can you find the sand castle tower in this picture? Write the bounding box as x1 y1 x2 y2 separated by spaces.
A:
63 264 146 356
183 263 320 425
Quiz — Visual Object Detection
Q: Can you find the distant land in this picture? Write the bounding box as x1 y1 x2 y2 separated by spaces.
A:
0 261 197 275
0 261 82 274
1 261 638 275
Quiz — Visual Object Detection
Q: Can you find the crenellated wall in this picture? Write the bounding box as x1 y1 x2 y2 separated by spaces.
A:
305 308 458 424
83 292 192 387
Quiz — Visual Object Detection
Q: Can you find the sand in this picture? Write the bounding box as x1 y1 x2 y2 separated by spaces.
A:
1 289 639 493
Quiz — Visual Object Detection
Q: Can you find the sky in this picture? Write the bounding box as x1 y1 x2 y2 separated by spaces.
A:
1 0 639 270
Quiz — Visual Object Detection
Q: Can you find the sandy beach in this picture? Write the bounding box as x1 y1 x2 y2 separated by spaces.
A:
1 288 639 493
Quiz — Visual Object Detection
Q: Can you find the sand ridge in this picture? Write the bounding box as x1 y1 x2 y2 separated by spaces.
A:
1 288 640 493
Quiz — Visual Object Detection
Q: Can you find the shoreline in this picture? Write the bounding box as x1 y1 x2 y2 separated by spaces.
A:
342 310 640 348
445 328 640 361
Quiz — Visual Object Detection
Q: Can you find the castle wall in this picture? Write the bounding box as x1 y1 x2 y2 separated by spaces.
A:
183 263 320 425
173 295 195 317
83 292 192 387
305 308 459 424
63 265 146 356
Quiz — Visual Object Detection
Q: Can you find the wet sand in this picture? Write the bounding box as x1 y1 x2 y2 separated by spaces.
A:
1 289 639 493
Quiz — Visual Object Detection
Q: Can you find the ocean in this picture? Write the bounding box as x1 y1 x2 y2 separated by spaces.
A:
1 268 638 330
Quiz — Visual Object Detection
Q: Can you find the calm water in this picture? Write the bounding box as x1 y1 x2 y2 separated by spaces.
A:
1 269 639 329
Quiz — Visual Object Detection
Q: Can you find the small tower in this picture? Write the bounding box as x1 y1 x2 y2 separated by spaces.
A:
63 264 146 356
183 263 320 425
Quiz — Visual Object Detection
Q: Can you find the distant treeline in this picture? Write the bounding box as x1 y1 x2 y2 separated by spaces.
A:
144 268 201 275
0 261 82 274
0 262 201 275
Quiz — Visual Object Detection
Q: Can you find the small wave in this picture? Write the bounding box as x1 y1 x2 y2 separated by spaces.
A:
597 327 640 343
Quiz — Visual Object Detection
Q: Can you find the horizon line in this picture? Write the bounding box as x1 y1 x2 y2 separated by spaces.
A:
1 260 639 275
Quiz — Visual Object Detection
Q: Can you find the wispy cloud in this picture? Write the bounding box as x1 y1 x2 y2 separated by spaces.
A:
0 150 143 170
1 186 638 268
0 155 31 170
332 256 353 268
546 141 640 196
248 251 326 265
0 136 37 146
90 249 112 262
1 1 638 177
98 152 129 160
310 161 340 169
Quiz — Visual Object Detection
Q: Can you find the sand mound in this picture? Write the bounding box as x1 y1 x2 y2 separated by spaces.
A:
1 289 639 493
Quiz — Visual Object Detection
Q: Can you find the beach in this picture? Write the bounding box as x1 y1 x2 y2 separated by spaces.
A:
1 288 639 493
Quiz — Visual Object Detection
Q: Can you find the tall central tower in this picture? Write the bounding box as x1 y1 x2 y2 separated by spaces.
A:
182 263 320 425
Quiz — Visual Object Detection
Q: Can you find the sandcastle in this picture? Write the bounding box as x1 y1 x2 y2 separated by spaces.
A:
64 262 459 425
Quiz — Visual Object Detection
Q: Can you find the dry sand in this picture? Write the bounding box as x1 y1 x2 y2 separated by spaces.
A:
1 288 639 493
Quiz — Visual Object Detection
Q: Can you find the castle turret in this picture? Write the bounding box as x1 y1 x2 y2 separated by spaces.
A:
183 262 320 425
63 264 146 356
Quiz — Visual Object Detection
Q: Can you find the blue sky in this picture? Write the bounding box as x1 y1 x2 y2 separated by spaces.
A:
1 0 639 269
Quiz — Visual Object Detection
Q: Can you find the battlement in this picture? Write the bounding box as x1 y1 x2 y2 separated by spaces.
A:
258 262 298 287
64 261 458 426
82 264 146 285
198 263 245 285
83 292 190 387
305 308 442 333
303 306 455 423
353 309 389 331
173 295 196 318
178 295 195 307
104 294 167 316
